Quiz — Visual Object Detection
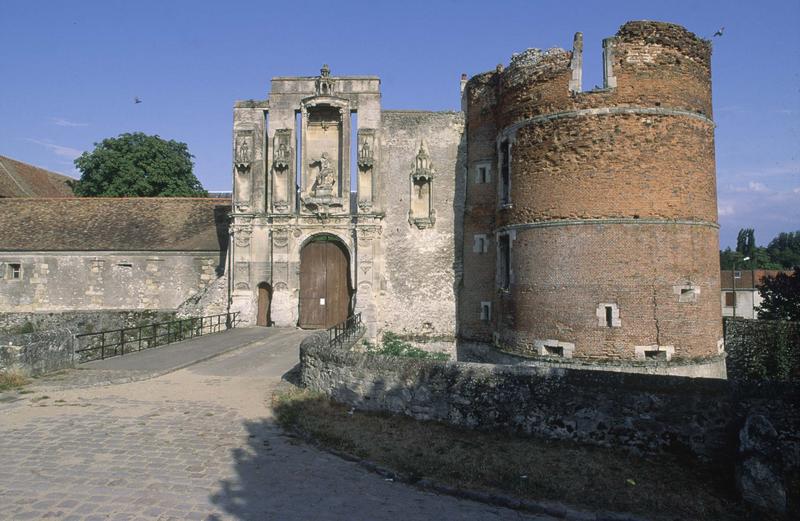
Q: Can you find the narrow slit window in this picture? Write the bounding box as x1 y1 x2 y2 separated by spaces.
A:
605 306 613 328
499 140 510 204
498 234 511 290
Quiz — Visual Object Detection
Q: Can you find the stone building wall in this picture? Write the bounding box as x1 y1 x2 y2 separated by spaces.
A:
378 111 465 343
0 252 221 312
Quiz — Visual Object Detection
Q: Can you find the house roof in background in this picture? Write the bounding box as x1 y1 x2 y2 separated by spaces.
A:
0 155 75 198
0 197 230 252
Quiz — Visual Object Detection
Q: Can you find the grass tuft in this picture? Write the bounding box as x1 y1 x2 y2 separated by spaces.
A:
364 332 450 361
0 370 29 391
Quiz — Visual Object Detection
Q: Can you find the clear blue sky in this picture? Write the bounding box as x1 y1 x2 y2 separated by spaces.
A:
1 0 798 249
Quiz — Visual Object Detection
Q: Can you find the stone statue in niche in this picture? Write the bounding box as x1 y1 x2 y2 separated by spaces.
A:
409 140 436 229
315 64 335 96
235 133 253 173
309 152 336 196
236 138 250 163
358 137 373 169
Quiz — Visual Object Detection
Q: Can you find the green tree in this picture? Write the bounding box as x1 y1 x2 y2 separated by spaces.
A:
72 132 206 197
757 267 800 321
766 231 800 269
736 228 757 268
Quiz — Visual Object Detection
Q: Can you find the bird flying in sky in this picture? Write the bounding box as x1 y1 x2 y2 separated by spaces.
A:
713 26 725 37
134 96 142 104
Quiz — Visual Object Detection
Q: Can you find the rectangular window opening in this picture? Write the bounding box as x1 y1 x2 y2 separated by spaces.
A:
117 263 133 268
725 291 735 307
8 263 21 279
733 271 742 279
480 301 492 321
644 350 667 361
544 345 564 357
605 306 613 328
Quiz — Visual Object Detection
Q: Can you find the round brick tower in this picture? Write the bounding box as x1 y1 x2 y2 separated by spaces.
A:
478 21 723 374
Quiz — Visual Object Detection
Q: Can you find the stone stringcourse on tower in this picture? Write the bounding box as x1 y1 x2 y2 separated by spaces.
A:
228 20 723 376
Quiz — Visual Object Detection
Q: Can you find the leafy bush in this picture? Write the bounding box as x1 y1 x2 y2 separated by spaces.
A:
365 331 450 361
724 317 800 382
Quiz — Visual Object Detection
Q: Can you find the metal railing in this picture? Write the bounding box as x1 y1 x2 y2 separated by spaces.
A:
328 313 364 349
75 312 239 362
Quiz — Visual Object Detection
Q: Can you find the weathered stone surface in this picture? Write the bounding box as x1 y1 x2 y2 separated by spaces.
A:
301 335 800 467
0 328 75 375
736 414 787 513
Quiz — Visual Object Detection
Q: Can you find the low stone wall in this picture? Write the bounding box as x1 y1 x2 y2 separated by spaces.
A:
0 328 75 376
300 332 799 466
0 310 177 335
459 342 728 378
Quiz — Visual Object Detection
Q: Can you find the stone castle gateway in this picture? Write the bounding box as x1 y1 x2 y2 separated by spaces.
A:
0 21 724 376
229 21 724 375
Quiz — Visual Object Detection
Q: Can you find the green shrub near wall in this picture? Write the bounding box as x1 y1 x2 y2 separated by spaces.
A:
724 317 800 382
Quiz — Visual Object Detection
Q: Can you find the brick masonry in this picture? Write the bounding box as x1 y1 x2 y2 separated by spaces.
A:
461 21 721 363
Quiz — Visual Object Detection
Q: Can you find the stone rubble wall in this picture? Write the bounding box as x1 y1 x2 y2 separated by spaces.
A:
0 309 177 335
300 332 799 470
0 328 76 376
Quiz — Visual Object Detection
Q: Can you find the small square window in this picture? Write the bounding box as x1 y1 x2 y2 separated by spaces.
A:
7 263 21 279
473 234 489 254
544 345 564 357
597 302 621 327
733 271 742 279
475 164 492 184
644 349 667 361
480 301 492 321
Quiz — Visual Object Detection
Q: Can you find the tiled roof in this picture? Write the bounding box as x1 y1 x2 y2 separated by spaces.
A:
0 155 75 198
720 269 792 290
0 198 231 251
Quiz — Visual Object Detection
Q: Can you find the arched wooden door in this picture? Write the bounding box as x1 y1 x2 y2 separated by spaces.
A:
299 237 350 328
256 283 271 327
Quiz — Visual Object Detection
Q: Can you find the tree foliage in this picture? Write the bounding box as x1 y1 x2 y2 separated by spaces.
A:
757 267 800 321
72 132 206 197
720 228 799 270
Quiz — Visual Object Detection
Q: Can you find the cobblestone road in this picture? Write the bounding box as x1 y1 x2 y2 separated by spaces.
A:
0 328 545 521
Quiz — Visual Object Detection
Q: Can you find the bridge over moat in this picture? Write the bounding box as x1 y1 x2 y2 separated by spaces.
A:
0 327 544 520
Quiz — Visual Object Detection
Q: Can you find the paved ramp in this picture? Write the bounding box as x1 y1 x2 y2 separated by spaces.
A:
80 327 278 372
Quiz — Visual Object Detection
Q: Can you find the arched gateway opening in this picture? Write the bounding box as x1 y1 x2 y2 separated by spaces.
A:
298 234 352 328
